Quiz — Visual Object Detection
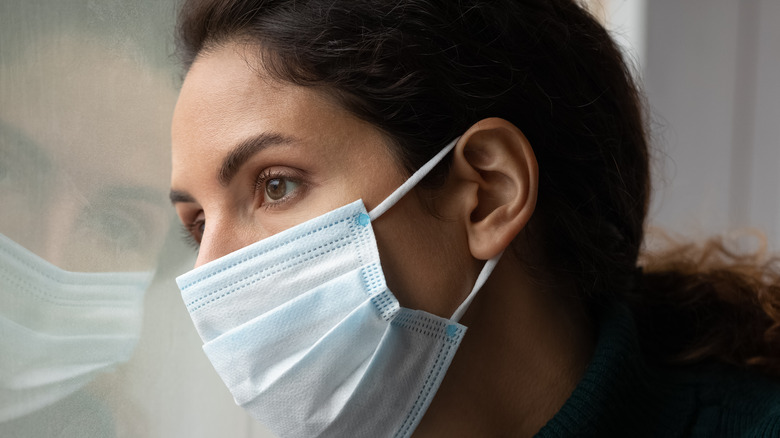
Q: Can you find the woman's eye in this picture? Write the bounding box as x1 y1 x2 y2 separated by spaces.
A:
192 218 205 238
180 212 205 249
75 207 148 256
264 177 300 203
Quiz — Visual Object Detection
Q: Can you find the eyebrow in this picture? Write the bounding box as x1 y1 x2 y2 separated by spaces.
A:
1 120 170 210
169 189 194 204
101 185 169 207
0 119 53 174
218 132 296 186
169 132 297 205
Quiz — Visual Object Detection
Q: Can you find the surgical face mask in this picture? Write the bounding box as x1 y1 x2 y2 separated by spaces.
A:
177 138 501 438
0 233 152 423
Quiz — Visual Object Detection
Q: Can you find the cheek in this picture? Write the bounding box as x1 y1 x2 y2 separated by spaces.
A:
372 195 474 318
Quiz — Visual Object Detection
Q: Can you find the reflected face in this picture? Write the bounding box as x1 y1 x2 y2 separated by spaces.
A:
0 36 176 272
171 43 472 315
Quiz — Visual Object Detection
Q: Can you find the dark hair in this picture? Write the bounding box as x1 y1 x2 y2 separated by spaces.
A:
176 0 780 376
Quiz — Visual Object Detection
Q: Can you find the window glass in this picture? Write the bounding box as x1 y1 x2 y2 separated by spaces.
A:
0 2 273 436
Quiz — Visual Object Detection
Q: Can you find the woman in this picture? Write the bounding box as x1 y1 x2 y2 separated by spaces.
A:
169 0 780 436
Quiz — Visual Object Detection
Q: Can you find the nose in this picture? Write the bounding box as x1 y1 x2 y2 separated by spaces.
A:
194 217 258 268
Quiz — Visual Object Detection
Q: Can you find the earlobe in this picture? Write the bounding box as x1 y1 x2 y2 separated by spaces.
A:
453 118 538 260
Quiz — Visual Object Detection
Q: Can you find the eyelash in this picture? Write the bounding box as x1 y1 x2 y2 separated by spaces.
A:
180 224 201 250
180 214 206 249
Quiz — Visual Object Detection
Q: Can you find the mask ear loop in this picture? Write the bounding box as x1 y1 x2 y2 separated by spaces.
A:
450 251 503 323
368 137 459 221
366 136 504 323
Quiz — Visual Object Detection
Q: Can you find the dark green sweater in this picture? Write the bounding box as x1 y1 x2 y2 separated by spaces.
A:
536 303 780 437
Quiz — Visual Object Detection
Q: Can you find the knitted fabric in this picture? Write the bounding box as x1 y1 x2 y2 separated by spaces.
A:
536 303 780 437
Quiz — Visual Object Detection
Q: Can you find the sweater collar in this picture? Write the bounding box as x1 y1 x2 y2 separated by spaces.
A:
534 302 695 437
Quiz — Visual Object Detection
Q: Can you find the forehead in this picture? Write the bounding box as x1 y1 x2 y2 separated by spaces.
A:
175 45 290 149
171 43 398 187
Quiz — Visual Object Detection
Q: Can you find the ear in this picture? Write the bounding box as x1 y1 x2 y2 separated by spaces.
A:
452 118 538 260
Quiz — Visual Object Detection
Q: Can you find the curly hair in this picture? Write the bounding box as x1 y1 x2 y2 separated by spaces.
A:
635 231 780 375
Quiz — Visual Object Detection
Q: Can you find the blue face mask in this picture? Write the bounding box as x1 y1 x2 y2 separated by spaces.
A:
0 233 152 423
176 138 502 438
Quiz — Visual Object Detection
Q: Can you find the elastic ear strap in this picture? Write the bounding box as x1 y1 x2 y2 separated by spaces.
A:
368 137 459 221
450 251 503 323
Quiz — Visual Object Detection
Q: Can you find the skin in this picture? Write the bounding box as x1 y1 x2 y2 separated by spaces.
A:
171 43 595 437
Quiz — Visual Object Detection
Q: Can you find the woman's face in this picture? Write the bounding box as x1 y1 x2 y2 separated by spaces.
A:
171 44 476 316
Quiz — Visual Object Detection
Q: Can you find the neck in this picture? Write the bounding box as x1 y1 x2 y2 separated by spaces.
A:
413 256 595 437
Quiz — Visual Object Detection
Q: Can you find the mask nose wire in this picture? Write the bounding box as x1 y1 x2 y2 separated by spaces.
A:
365 137 503 323
367 137 459 221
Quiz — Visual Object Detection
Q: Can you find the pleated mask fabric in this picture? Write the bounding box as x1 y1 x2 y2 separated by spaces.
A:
0 233 151 422
177 138 502 437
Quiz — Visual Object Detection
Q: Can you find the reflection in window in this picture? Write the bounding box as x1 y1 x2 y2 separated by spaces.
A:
0 1 178 436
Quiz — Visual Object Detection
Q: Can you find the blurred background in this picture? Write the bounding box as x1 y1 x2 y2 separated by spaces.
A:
596 0 780 247
0 0 777 437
